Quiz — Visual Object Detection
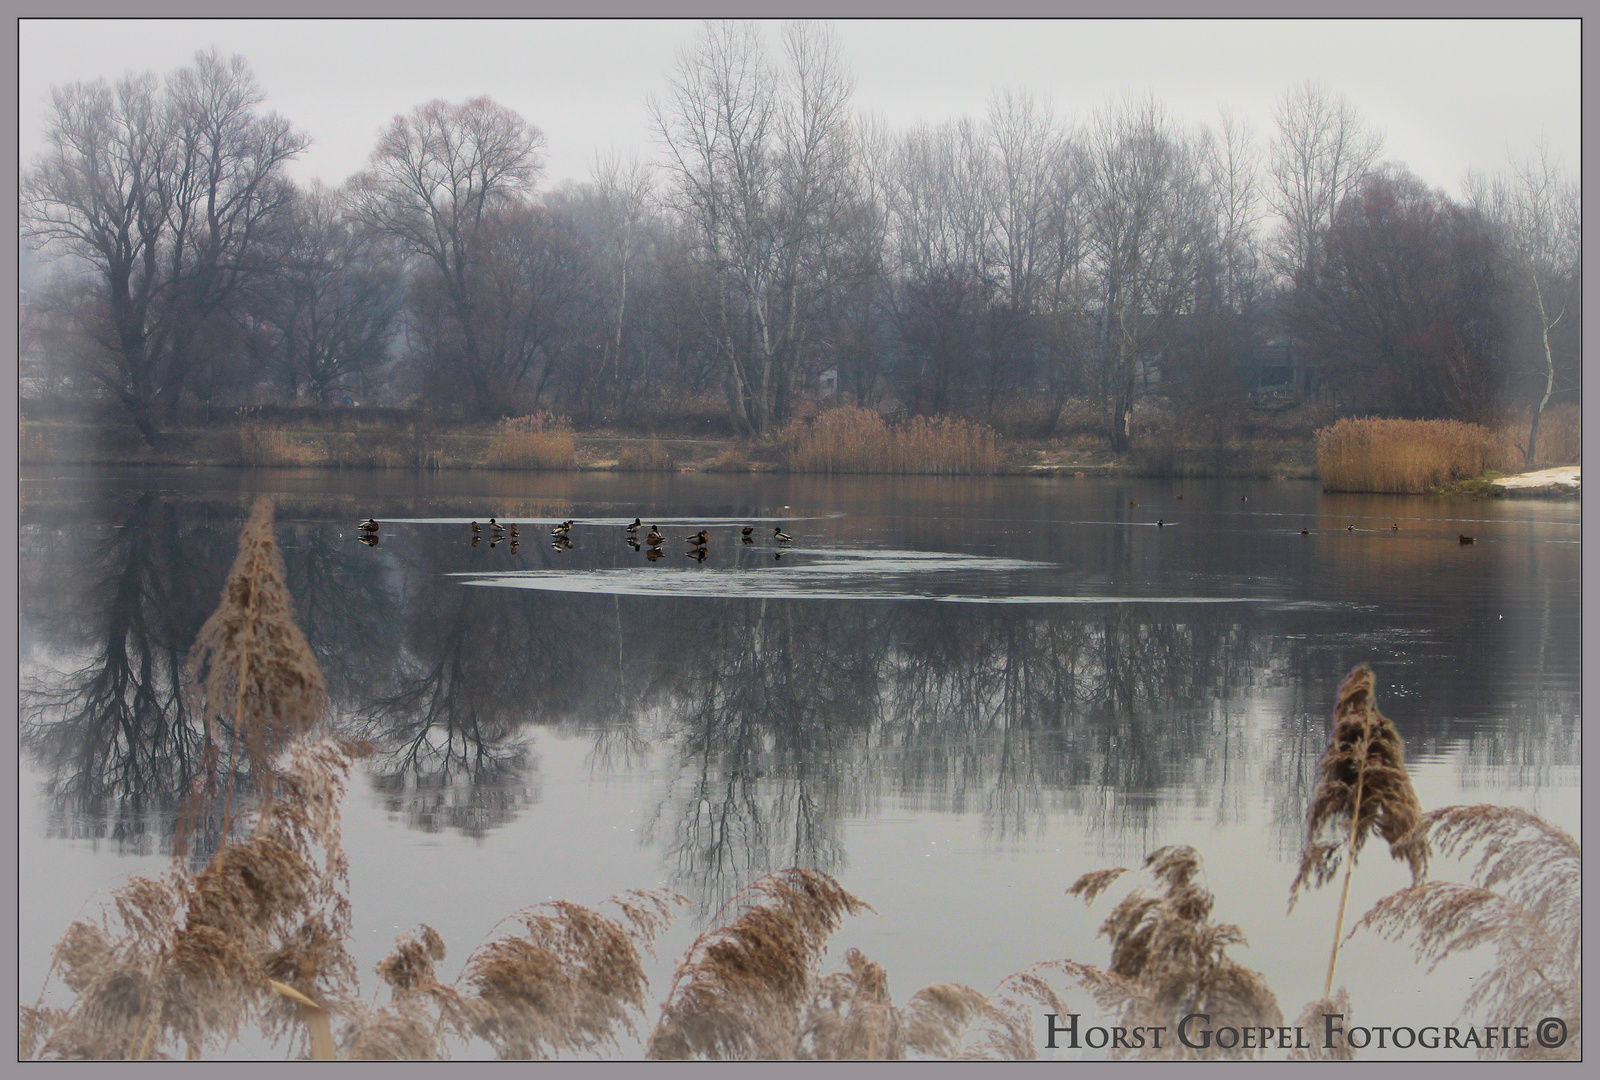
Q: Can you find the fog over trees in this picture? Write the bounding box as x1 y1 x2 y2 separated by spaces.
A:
20 27 1580 451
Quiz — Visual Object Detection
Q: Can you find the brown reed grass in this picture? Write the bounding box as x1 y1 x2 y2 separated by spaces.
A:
1353 805 1580 1060
646 868 873 1059
27 735 367 1061
237 425 317 467
484 412 577 470
779 406 1002 475
1065 845 1282 1060
1286 988 1355 1061
1497 403 1581 468
186 498 328 841
616 441 677 472
1316 417 1508 493
1290 664 1428 1000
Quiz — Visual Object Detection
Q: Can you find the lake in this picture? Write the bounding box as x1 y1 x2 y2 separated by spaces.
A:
17 466 1581 1059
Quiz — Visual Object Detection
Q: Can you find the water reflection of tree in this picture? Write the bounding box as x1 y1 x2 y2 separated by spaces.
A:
19 494 236 854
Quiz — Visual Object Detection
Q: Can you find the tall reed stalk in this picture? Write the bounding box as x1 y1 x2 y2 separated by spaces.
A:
1289 665 1429 998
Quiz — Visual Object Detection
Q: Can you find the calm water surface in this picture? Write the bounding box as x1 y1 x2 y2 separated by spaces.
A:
18 467 1580 1058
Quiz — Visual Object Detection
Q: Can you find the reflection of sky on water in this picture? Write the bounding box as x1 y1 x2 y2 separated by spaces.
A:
17 469 1580 1059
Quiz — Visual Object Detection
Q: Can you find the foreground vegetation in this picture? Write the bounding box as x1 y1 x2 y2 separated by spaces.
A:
19 503 1579 1060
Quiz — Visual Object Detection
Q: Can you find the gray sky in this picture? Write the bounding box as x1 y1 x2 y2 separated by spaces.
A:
18 18 1581 199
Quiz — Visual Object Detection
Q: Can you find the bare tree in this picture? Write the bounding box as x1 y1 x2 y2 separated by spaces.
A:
1466 145 1581 465
352 96 546 413
1266 81 1383 282
253 183 404 403
21 51 305 442
651 20 857 435
1085 96 1206 452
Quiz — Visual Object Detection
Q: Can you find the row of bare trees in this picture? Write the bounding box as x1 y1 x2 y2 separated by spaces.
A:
21 28 1580 456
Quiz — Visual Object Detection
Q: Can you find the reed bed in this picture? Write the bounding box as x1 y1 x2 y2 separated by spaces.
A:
1316 417 1509 493
780 406 1001 475
615 441 677 472
483 413 577 471
238 425 318 468
1498 403 1581 468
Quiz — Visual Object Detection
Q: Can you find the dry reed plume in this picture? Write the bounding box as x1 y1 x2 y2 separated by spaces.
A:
646 868 873 1059
1316 417 1506 493
780 406 1001 475
186 497 328 840
23 735 367 1060
1290 664 1428 1000
1286 988 1355 1061
1353 805 1580 1059
1065 846 1282 1060
484 412 577 470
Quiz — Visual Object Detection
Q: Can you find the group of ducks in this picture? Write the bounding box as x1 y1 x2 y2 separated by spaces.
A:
622 517 793 562
462 518 524 549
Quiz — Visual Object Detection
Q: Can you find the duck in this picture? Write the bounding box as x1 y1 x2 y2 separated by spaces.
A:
685 529 709 546
470 535 481 547
741 525 754 539
1175 495 1184 501
489 517 504 534
1347 524 1355 531
359 518 379 533
470 521 482 533
1156 519 1165 527
508 523 519 538
774 527 792 543
646 527 666 546
1129 500 1139 508
686 547 709 562
1391 523 1399 531
627 517 642 533
1300 528 1310 536
1459 534 1476 545
551 520 572 538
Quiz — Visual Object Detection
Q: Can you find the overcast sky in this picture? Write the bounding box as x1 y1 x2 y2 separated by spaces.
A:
18 18 1581 200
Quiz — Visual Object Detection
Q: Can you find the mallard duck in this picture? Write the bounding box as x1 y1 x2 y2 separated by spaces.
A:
686 547 708 562
627 517 642 532
1300 528 1310 536
551 520 572 537
1459 534 1475 545
1347 524 1355 531
1156 519 1165 527
685 529 709 546
1391 523 1399 531
774 527 792 543
508 523 519 538
647 528 666 546
1129 500 1138 508
359 518 379 533
741 526 754 539
470 521 482 533
490 517 504 534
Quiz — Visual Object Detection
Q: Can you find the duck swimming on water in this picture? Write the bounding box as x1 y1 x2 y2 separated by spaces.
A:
774 527 793 543
359 518 379 533
647 527 666 546
685 529 709 546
